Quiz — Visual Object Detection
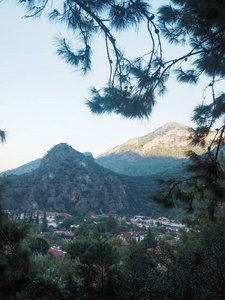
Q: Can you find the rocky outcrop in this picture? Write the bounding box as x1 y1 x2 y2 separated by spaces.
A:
1 144 156 215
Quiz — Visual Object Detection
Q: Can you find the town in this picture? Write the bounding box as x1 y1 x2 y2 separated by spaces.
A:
20 211 187 258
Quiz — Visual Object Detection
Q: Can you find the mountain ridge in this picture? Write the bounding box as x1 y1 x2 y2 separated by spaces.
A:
1 122 216 177
1 143 171 217
96 122 216 175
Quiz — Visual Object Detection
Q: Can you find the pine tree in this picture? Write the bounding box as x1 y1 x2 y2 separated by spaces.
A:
119 241 157 299
142 227 157 249
152 137 225 221
157 219 225 299
0 130 6 143
35 210 39 224
67 226 120 299
42 211 48 231
14 0 225 121
105 215 118 233
0 183 34 299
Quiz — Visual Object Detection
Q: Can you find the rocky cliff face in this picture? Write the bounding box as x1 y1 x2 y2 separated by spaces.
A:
1 144 158 215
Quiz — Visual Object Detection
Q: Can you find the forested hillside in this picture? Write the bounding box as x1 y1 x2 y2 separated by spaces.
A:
1 143 181 217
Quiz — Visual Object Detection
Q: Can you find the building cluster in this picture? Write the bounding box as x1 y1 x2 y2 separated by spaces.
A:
90 214 187 245
128 215 186 231
40 229 75 240
22 211 187 257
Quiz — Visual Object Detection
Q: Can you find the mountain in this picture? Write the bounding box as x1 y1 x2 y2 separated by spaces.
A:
0 159 41 176
2 122 215 178
0 154 94 176
1 143 174 217
96 122 215 176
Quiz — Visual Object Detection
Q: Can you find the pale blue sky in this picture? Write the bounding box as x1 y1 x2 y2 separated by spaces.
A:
0 1 219 172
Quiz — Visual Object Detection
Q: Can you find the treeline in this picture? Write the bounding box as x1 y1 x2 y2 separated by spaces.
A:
1 206 225 299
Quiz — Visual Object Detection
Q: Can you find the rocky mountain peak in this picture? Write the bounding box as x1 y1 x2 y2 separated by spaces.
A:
157 122 188 131
43 143 78 159
96 122 216 176
2 144 137 215
40 143 84 168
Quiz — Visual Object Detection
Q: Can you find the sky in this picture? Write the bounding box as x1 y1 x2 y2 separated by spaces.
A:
0 1 219 172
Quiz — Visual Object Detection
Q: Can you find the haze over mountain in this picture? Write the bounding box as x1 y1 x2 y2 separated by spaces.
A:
96 122 216 176
1 122 216 178
0 159 41 176
1 143 174 216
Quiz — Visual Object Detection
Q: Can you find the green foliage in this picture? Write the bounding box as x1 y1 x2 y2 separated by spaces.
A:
159 219 225 299
179 228 200 247
42 211 48 232
0 142 34 299
142 227 157 249
174 68 200 84
69 226 121 299
150 225 167 236
29 237 50 255
0 203 33 299
158 0 225 141
109 237 122 247
3 2 225 296
219 150 225 172
25 276 63 300
59 217 76 230
87 82 157 119
105 215 118 233
66 239 95 263
0 130 6 143
118 242 158 299
152 141 225 221
15 0 225 122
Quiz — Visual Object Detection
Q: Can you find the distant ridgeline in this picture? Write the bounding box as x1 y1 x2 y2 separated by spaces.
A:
0 159 41 176
96 122 216 176
1 122 215 177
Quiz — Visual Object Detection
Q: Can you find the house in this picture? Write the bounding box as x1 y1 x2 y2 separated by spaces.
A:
48 246 66 257
119 230 147 242
164 223 186 232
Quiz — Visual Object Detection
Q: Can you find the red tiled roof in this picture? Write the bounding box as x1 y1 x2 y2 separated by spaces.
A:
133 231 144 235
48 247 66 257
